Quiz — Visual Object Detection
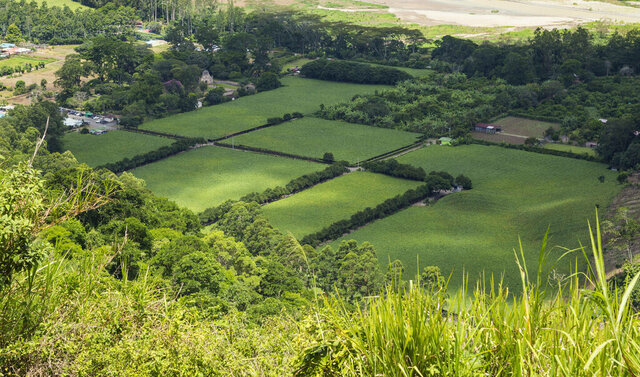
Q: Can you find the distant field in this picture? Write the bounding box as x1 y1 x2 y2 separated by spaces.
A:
493 116 559 138
544 143 598 157
333 145 620 290
139 76 389 139
232 117 421 163
41 0 87 9
471 131 527 145
0 55 57 71
63 131 174 167
281 58 313 72
131 146 324 212
263 171 422 238
363 61 431 77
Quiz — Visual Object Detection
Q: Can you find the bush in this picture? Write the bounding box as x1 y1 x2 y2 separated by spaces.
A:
363 159 426 181
322 152 334 163
455 174 473 189
255 72 281 92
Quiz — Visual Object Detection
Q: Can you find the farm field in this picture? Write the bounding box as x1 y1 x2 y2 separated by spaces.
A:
364 61 432 77
231 117 421 163
263 171 422 238
493 116 559 138
139 76 389 139
544 143 598 157
0 55 57 71
281 58 313 72
63 130 174 167
471 131 526 144
131 146 324 212
332 144 620 290
42 0 87 9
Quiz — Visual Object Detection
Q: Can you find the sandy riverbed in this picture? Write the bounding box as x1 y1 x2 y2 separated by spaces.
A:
368 0 640 27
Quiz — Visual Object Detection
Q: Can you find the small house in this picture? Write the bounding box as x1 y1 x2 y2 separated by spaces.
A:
585 141 598 149
200 70 214 86
438 137 453 146
474 123 501 134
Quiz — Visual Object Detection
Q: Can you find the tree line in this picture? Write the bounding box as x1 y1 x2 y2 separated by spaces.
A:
199 161 351 224
98 137 203 172
301 171 464 246
301 59 412 85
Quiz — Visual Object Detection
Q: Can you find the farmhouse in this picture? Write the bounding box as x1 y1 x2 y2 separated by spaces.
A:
200 70 214 85
474 123 502 134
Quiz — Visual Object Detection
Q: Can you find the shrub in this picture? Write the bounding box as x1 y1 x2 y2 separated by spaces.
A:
322 152 335 163
301 59 412 85
255 72 281 92
455 174 472 189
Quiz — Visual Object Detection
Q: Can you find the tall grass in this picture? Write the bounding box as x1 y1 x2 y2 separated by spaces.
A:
295 219 640 376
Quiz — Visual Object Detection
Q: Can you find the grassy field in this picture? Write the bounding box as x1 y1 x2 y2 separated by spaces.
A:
41 0 87 9
0 55 57 72
263 171 422 238
363 61 432 77
493 116 559 138
231 117 421 163
544 143 598 157
63 131 174 167
131 146 324 212
139 76 389 139
281 58 313 72
332 145 620 290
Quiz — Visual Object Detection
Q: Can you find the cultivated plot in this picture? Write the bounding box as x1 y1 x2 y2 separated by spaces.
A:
131 146 324 212
263 171 422 238
231 117 421 163
63 130 174 167
544 143 597 157
139 76 389 139
332 144 620 290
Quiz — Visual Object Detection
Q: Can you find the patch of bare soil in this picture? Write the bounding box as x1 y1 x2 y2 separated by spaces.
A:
369 0 640 27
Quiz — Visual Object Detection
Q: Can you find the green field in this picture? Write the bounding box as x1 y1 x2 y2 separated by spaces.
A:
493 116 559 138
263 171 422 238
63 131 174 167
131 146 324 212
332 145 620 289
139 76 389 139
364 61 432 77
0 55 57 70
544 143 598 157
41 0 87 9
231 117 421 163
281 58 313 72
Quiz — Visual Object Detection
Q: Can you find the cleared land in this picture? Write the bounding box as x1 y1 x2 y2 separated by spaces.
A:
231 117 421 163
544 143 598 157
0 55 57 72
42 0 87 9
131 146 324 211
63 130 174 167
493 116 558 138
372 0 640 27
263 171 422 238
332 144 620 290
139 76 389 139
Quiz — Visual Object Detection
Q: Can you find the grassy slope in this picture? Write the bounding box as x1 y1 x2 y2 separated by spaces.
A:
139 76 389 139
263 171 422 238
232 117 421 163
63 131 174 167
332 145 620 289
131 146 324 212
